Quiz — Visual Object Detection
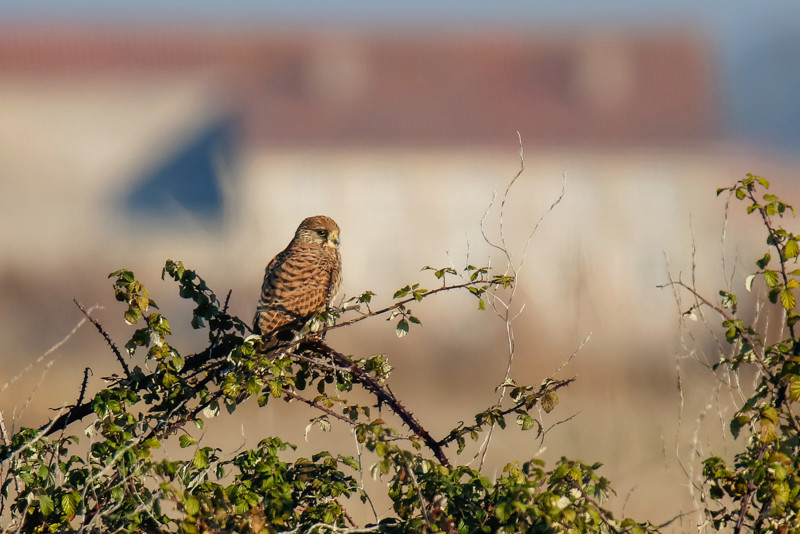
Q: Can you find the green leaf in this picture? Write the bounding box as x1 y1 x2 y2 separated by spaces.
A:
730 414 750 439
516 413 536 431
393 286 410 299
39 494 54 516
760 418 778 443
184 496 200 516
495 501 512 522
764 270 779 287
61 492 79 517
162 373 178 388
193 448 210 469
124 309 141 325
769 287 781 303
396 318 409 338
179 435 197 448
789 377 800 402
786 238 800 259
781 288 796 311
761 405 779 424
135 295 151 312
756 253 771 269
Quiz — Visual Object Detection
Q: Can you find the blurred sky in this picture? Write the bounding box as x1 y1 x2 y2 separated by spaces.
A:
2 0 800 154
0 0 796 28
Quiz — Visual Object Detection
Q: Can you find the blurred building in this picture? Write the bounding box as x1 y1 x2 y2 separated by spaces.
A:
0 25 720 272
0 26 714 145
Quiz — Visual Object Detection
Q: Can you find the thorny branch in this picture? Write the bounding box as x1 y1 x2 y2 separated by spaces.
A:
9 330 452 469
23 340 232 443
299 340 452 467
74 299 130 378
76 367 91 408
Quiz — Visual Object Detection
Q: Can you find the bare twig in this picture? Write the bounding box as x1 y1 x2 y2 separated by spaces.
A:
517 172 567 277
1 408 67 465
0 410 7 446
480 131 526 262
475 134 570 468
552 332 591 377
0 307 94 396
399 456 433 530
733 441 770 534
353 431 379 524
539 412 579 445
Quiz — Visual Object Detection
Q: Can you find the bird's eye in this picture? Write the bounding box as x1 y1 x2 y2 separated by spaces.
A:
316 229 328 238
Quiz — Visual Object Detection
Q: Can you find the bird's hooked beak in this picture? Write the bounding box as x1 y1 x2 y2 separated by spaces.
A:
328 230 340 247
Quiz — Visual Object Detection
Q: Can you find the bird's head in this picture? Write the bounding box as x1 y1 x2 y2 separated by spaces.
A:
296 215 340 248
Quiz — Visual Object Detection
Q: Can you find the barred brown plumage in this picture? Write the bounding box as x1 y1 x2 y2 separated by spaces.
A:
253 215 341 340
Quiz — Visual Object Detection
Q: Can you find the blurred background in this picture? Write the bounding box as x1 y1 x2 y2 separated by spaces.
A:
2 1 800 528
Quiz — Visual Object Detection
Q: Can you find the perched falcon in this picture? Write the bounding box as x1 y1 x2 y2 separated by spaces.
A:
253 215 342 341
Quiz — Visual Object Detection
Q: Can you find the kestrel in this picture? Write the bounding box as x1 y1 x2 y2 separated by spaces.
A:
253 215 342 341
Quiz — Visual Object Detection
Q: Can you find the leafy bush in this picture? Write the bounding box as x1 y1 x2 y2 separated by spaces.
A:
665 175 800 533
0 180 660 532
11 170 800 533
